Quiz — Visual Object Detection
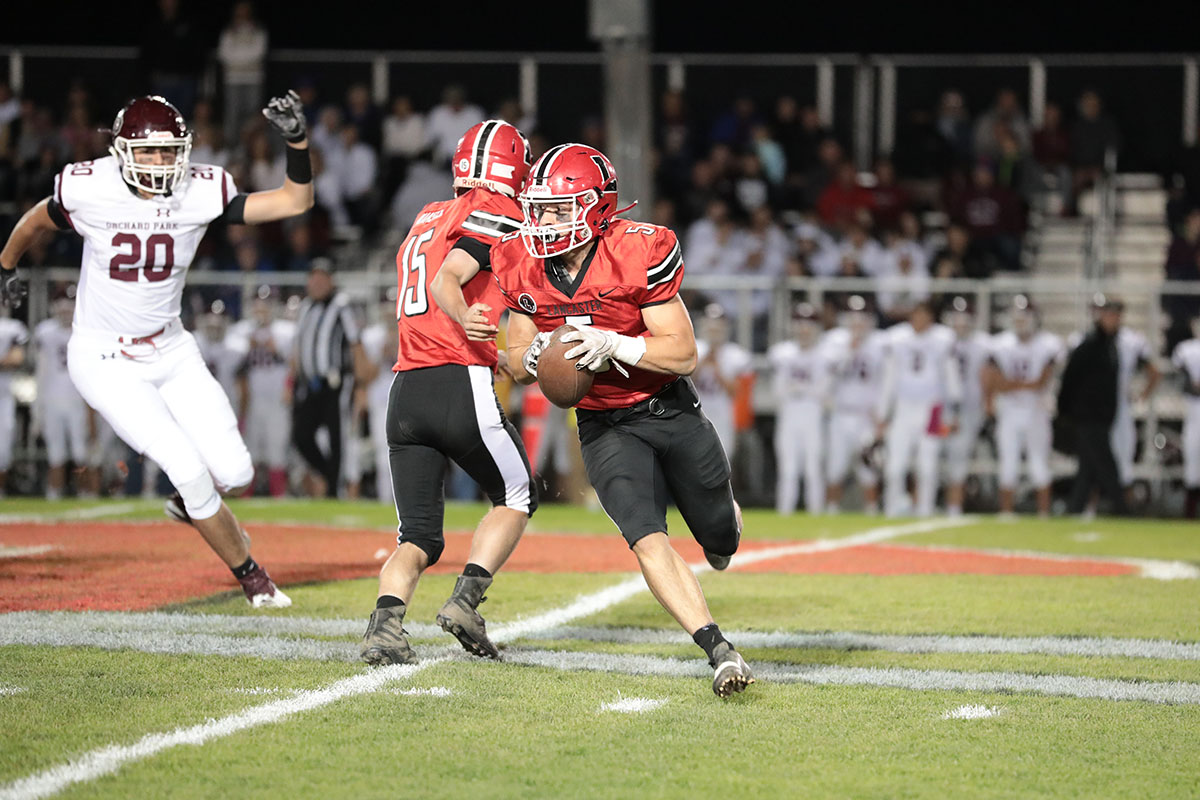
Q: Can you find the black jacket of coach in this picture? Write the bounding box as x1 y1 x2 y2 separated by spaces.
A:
1058 323 1119 425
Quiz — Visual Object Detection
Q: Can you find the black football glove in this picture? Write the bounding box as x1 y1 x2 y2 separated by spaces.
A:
262 90 307 143
0 268 27 310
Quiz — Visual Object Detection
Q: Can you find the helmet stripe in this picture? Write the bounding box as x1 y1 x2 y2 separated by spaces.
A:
533 144 569 183
472 120 500 179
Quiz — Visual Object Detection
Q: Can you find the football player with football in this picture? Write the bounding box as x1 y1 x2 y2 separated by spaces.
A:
495 143 754 698
359 120 537 666
0 91 313 606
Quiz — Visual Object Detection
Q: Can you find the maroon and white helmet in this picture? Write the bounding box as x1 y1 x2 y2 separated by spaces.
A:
109 96 192 195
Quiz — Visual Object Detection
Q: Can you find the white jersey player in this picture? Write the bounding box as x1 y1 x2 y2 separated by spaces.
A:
361 301 399 504
195 303 242 405
0 309 28 494
878 302 961 517
943 296 992 515
0 91 315 606
768 303 832 514
823 295 888 513
1112 318 1160 487
988 296 1063 516
1171 317 1200 518
229 291 295 497
693 305 753 459
34 296 90 498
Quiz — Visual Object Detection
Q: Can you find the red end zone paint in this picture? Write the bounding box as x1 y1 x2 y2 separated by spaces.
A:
0 523 1136 612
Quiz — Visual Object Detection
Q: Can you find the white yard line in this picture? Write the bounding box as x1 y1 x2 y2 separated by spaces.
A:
0 516 973 799
528 626 1200 661
0 503 140 524
506 649 1200 705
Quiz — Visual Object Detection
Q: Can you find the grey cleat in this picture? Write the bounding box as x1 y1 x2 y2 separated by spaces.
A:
704 549 732 571
711 642 755 698
436 575 501 660
361 606 415 665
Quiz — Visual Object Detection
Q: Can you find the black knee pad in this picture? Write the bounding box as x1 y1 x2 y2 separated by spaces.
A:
395 531 446 567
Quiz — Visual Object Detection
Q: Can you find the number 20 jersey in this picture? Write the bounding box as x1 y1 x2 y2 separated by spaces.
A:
492 219 685 410
56 155 235 337
392 188 521 372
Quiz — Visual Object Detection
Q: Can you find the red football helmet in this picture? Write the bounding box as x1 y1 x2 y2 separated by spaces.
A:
518 143 619 258
452 120 531 197
109 96 192 195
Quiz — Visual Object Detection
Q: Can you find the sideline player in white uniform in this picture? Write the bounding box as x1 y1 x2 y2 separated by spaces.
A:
0 307 28 495
195 301 242 405
823 295 888 513
768 302 831 514
987 296 1063 516
0 92 314 606
230 289 295 497
34 295 90 498
360 295 399 504
1111 304 1160 489
878 301 960 517
693 304 753 459
1171 316 1200 518
943 296 992 515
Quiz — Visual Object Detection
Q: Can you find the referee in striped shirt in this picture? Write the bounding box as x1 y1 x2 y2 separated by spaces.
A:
291 263 369 497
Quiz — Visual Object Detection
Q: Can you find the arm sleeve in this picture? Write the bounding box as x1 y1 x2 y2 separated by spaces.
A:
46 198 72 231
216 169 244 222
451 236 492 269
641 230 684 307
459 209 521 243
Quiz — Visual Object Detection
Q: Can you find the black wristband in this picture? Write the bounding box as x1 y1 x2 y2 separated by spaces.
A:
285 146 313 184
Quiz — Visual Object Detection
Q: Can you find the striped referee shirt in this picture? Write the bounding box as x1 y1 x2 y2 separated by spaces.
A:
295 292 360 388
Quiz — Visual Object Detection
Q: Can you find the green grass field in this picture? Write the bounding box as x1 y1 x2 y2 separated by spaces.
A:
2 500 1199 799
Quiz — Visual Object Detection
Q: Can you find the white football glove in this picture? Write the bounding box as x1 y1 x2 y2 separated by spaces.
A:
522 331 552 377
560 325 645 377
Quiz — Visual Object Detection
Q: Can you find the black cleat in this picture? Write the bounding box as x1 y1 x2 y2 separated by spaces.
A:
361 606 415 665
711 642 755 698
436 575 501 660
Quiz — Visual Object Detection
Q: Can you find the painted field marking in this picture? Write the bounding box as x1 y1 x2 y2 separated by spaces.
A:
393 687 453 697
0 503 139 524
506 649 1200 705
905 542 1200 580
943 705 1003 719
0 686 26 697
0 545 56 559
0 662 436 800
0 516 973 799
599 696 666 714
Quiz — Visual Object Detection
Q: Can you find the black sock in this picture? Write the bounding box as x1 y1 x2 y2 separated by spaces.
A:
375 595 405 610
231 558 258 580
462 563 492 579
692 623 729 665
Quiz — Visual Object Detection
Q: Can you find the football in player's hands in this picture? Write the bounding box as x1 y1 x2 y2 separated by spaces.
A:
262 90 307 143
537 325 595 408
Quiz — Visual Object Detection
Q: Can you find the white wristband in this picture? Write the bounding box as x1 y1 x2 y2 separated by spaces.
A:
612 334 647 366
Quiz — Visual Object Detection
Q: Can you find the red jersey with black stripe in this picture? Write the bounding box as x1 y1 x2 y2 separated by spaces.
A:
393 188 521 371
492 219 685 410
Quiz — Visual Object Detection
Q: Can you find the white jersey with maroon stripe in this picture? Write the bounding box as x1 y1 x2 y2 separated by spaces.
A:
55 155 235 336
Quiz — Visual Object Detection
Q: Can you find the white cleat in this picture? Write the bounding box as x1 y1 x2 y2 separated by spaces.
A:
250 588 292 608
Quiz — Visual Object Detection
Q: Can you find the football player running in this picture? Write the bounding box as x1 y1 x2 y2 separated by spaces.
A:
495 143 754 698
986 296 1063 516
0 92 314 606
360 120 537 666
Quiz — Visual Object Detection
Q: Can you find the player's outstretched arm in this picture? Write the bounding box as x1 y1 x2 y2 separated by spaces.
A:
430 248 498 341
242 90 314 224
0 198 61 308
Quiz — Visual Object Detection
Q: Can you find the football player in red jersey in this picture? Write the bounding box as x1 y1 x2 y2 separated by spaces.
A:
491 144 754 698
360 120 537 666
